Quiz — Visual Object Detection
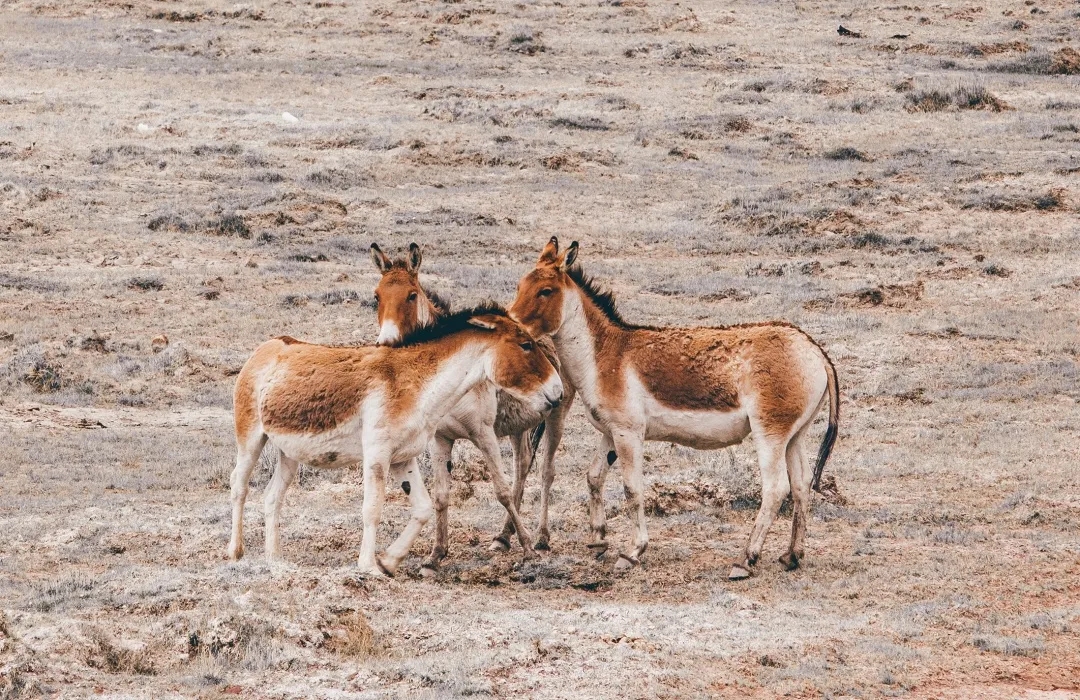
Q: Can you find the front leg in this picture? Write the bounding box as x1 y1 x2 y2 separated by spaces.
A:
537 387 573 550
611 429 648 573
380 459 434 576
421 435 454 576
472 427 535 559
586 432 616 559
358 456 390 577
492 431 532 552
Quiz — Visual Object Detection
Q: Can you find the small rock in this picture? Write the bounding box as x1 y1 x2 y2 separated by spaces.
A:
282 111 300 124
151 334 169 353
137 123 152 133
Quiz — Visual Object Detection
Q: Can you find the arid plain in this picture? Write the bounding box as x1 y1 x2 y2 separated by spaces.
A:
1 0 1079 697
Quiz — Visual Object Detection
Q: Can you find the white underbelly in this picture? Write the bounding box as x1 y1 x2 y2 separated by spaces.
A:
269 430 365 468
644 401 750 449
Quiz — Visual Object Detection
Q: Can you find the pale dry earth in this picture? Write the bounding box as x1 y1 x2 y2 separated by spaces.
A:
1 0 1079 697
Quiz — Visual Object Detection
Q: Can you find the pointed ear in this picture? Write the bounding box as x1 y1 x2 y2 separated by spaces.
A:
371 243 392 274
467 317 497 331
406 242 422 273
537 236 559 266
559 240 579 269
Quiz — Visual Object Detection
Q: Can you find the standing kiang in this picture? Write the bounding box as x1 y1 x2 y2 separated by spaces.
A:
227 305 563 579
509 237 839 579
369 242 573 574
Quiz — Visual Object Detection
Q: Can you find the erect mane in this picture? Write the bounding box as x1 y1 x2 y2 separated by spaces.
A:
566 265 654 331
425 287 452 315
398 302 508 346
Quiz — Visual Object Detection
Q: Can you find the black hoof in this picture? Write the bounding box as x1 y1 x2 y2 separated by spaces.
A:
728 563 752 580
778 552 800 571
586 541 609 560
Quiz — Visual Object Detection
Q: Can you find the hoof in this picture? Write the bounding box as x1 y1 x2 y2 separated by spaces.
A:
613 553 639 574
778 552 800 571
419 565 438 579
728 563 752 580
227 547 243 561
534 537 551 552
488 536 511 553
586 541 609 560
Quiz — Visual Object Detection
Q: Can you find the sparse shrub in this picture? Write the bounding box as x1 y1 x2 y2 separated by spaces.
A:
86 631 156 675
306 168 370 190
972 634 1044 657
207 214 251 238
509 30 545 55
147 214 191 233
549 116 609 131
127 276 164 292
724 117 752 133
24 358 64 393
907 85 1009 112
80 332 109 352
825 147 870 161
288 252 329 263
850 231 891 248
991 47 1080 75
983 264 1011 277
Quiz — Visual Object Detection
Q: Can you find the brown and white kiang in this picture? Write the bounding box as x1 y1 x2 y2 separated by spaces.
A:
371 243 574 572
227 305 563 578
508 237 839 579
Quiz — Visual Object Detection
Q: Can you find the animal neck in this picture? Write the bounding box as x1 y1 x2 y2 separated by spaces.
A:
400 335 492 422
551 286 626 407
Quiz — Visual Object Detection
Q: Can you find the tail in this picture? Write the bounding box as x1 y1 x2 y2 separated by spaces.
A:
526 421 546 474
811 350 840 493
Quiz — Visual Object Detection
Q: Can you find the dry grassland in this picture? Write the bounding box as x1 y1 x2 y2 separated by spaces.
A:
1 0 1079 697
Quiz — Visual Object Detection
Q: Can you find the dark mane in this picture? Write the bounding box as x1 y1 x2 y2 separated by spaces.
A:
425 287 452 315
398 302 507 346
566 265 654 331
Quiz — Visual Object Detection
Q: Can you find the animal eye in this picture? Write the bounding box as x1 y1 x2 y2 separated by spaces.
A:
537 288 553 298
519 341 534 351
407 291 418 302
374 292 380 302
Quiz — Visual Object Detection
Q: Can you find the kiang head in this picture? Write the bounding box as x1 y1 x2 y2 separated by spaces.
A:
508 236 579 338
465 311 563 413
371 242 435 345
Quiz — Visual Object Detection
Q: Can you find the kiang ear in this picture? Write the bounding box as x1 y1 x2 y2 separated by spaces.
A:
467 317 498 331
559 240 579 270
406 242 422 273
537 236 559 266
370 243 392 274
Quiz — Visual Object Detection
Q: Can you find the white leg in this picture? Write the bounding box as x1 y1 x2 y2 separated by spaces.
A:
492 431 532 551
422 436 455 575
227 434 266 560
381 459 434 575
612 430 648 573
264 453 299 560
537 388 572 550
586 433 616 558
780 431 811 571
730 433 791 580
473 428 534 558
358 457 389 577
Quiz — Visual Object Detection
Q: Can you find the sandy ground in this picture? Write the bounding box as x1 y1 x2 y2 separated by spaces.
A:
1 0 1079 697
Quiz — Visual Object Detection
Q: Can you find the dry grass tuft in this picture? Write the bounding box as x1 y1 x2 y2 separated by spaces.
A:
907 85 1009 112
85 631 157 676
324 611 376 659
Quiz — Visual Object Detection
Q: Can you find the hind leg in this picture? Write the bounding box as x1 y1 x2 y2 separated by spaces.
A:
380 459 434 575
779 432 811 571
729 434 790 580
227 433 267 560
422 435 454 575
473 428 534 559
611 430 648 573
264 453 299 560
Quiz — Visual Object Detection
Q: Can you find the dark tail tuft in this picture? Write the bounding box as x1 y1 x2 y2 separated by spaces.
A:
811 351 840 493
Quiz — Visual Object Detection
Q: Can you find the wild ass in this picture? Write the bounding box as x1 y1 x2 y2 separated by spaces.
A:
371 243 574 569
509 238 839 579
227 305 563 578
